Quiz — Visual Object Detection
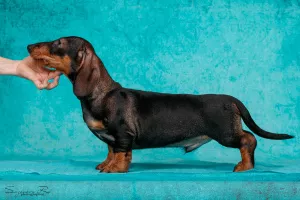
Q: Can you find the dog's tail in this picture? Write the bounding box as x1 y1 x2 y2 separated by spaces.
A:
233 98 294 140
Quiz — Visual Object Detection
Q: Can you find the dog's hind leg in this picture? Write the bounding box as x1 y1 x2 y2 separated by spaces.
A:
216 103 257 172
233 130 257 172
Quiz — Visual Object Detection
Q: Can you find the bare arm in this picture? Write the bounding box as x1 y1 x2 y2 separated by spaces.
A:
0 56 61 89
0 57 18 75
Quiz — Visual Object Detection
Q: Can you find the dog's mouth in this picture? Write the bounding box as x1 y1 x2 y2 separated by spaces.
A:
27 41 76 76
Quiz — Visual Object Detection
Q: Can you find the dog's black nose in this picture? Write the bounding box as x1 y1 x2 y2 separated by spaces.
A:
27 44 35 53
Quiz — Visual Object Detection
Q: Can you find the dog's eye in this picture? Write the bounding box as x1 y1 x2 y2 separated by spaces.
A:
52 40 62 49
57 40 62 48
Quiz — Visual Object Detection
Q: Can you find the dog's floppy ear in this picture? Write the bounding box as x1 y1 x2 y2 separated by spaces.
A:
73 49 99 97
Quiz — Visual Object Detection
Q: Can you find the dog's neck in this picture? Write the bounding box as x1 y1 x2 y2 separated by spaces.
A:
77 57 121 102
95 58 121 95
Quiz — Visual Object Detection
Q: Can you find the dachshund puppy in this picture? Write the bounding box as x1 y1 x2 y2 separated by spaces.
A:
27 37 293 173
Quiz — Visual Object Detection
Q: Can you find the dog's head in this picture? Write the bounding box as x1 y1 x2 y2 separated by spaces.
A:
28 36 100 97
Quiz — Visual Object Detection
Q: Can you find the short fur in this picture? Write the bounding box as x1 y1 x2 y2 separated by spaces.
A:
27 36 294 173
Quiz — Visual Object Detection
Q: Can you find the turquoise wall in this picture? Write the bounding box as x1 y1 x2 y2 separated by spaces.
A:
0 0 299 164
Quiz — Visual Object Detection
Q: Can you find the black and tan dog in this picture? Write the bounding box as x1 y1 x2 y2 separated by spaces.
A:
27 36 294 173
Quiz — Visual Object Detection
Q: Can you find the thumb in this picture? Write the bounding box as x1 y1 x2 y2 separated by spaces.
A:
33 80 44 90
33 79 48 90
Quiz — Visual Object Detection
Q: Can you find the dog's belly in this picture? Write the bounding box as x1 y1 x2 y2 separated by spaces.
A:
165 135 212 152
132 135 212 151
166 135 211 147
90 129 211 152
86 118 212 151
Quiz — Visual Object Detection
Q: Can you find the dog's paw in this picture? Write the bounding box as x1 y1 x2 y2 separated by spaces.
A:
100 159 130 173
101 163 128 173
99 152 131 173
233 161 253 172
95 159 112 170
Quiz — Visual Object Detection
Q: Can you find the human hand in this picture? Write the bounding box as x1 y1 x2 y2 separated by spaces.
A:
15 56 61 90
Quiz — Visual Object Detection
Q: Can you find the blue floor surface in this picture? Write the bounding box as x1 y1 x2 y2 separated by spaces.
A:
1 159 299 199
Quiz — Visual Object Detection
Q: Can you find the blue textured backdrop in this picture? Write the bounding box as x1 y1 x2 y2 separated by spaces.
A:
1 0 299 163
1 1 300 199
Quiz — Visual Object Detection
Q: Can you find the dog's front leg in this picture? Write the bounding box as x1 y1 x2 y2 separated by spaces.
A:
101 131 133 173
96 145 114 170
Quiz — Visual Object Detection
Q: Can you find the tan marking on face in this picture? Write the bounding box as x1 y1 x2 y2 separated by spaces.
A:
86 120 106 130
34 54 71 75
30 45 51 59
52 55 71 74
29 43 72 75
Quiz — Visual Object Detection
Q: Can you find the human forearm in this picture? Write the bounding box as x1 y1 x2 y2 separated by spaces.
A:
0 57 19 75
0 56 60 89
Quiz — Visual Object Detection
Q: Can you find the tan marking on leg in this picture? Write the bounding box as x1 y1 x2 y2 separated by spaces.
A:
101 151 132 173
234 132 257 172
96 145 114 170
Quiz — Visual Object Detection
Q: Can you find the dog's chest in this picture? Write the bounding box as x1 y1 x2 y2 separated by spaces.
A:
81 100 115 144
86 120 106 130
85 119 116 145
